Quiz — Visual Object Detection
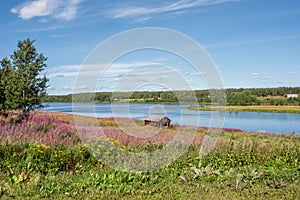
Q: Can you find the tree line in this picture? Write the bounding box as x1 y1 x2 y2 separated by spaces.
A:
45 87 300 106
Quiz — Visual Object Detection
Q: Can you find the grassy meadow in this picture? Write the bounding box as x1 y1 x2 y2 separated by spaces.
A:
0 111 299 199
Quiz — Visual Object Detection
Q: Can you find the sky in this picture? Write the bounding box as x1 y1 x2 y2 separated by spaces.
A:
1 0 300 95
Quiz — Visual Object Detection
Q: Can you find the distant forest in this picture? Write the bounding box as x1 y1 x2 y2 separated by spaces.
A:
44 87 300 106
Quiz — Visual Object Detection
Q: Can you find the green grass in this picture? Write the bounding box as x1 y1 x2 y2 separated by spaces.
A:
186 105 300 114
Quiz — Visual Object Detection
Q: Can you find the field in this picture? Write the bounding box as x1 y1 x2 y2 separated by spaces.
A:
186 105 300 114
0 111 299 199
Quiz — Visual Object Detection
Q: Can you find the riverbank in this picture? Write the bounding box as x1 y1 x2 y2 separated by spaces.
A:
0 111 299 199
185 105 300 114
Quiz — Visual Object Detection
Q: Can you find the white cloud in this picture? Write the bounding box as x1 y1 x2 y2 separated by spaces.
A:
55 0 82 20
112 7 152 19
49 62 197 93
47 62 161 79
133 17 152 23
47 64 80 78
54 64 82 71
61 85 87 91
109 0 237 19
250 73 272 80
11 0 83 21
250 72 259 79
11 0 57 19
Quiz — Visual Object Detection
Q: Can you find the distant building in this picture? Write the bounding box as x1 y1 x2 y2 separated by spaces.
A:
144 115 171 127
113 97 118 102
287 94 298 98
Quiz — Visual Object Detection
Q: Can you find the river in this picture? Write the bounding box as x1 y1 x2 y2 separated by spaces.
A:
42 103 300 134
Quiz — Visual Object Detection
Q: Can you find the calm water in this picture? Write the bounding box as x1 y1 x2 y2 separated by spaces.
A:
42 103 300 134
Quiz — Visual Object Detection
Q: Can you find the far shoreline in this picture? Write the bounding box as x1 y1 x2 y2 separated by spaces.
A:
185 105 300 114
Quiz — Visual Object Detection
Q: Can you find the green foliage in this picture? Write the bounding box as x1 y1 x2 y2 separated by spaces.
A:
0 39 48 112
227 91 260 106
44 87 300 106
0 134 299 199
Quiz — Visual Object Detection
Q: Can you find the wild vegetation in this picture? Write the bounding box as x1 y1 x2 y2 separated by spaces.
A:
0 112 299 199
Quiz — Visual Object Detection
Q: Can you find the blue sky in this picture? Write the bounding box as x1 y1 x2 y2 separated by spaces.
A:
1 0 300 95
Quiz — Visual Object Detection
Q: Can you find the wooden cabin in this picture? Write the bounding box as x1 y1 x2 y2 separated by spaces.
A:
144 115 171 127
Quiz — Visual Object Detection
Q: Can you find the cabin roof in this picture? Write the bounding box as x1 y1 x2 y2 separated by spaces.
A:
145 114 170 122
